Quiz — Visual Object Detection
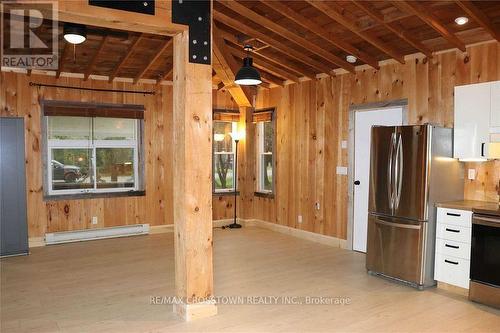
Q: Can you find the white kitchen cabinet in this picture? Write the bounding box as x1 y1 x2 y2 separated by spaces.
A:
491 81 500 131
454 82 491 160
434 208 472 289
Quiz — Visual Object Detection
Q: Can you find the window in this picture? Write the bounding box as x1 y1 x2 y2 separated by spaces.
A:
213 121 238 193
43 102 144 197
254 108 275 194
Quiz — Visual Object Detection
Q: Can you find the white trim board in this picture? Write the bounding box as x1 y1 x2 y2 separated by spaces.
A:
214 218 348 249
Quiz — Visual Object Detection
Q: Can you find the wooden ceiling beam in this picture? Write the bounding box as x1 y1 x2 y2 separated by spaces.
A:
55 43 70 79
213 25 252 107
134 38 173 83
214 10 331 75
84 35 109 81
108 34 143 83
218 0 355 73
455 0 500 41
352 0 433 58
262 0 380 70
306 0 405 64
53 1 185 36
394 1 466 52
216 26 317 79
254 69 285 87
225 43 300 83
252 48 317 80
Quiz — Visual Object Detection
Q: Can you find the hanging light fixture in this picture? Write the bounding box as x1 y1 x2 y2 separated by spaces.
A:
235 45 262 86
63 23 87 44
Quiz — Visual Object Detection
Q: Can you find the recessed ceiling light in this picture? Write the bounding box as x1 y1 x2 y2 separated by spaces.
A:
455 16 469 25
346 55 357 64
63 23 87 44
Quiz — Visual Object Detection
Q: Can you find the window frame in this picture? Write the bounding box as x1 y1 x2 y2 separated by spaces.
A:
42 104 145 200
255 110 276 195
212 120 238 194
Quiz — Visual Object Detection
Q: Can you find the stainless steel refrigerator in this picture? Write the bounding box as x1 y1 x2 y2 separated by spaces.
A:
366 124 463 289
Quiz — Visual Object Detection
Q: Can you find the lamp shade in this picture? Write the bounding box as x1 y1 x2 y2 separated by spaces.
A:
235 57 262 86
63 23 87 44
230 129 245 141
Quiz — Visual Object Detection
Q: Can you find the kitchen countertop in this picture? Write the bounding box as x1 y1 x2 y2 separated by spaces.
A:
436 200 499 213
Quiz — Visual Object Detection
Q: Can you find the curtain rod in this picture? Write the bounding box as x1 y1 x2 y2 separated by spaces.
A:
29 82 155 95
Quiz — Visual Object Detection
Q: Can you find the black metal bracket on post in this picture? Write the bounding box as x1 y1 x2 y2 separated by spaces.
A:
172 0 211 65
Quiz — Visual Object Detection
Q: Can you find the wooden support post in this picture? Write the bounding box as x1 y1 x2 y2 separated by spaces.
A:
172 30 216 321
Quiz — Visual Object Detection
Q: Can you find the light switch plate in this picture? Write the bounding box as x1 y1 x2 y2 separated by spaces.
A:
336 166 348 175
468 169 476 180
341 140 348 149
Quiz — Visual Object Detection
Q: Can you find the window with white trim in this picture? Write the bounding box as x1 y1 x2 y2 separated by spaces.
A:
256 119 274 194
44 112 144 197
213 121 237 193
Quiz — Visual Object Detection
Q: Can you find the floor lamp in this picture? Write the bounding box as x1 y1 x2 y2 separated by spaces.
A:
228 130 244 229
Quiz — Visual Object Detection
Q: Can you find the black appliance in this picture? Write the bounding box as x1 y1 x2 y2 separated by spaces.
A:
469 208 500 309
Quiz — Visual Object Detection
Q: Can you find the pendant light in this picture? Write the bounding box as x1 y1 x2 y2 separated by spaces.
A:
235 45 262 86
63 23 87 44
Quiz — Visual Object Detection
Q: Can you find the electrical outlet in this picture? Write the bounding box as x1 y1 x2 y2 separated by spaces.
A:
297 215 303 224
92 216 98 225
336 166 348 175
315 202 320 210
468 169 476 180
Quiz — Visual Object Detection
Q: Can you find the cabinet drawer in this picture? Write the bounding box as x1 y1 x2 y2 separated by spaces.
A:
436 223 471 244
436 238 471 260
437 208 472 227
434 253 470 289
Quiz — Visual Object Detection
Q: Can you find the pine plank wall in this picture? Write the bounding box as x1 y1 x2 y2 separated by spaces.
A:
1 41 499 241
245 41 500 240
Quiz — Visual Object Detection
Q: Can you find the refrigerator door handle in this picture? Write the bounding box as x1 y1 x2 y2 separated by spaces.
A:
387 132 396 210
395 133 403 209
374 217 421 230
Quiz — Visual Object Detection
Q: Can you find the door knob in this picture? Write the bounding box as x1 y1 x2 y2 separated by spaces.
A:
354 180 361 185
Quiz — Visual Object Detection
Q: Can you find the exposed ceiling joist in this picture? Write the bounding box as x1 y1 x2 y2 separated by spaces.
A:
213 25 253 107
351 0 433 58
213 10 330 75
254 67 286 87
108 34 144 83
394 1 466 52
84 35 109 81
306 0 406 64
134 38 173 83
455 0 500 41
218 0 355 73
262 0 380 70
216 27 317 79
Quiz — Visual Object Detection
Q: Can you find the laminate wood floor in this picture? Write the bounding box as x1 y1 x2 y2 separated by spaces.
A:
1 227 499 333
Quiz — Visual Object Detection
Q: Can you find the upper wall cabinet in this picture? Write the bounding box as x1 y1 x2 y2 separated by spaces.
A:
454 81 500 160
491 82 500 129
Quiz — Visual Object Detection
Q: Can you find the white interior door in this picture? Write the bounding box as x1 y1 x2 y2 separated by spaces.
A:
353 108 403 252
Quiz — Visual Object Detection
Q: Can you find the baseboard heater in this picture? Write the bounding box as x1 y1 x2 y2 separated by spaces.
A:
45 224 150 245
